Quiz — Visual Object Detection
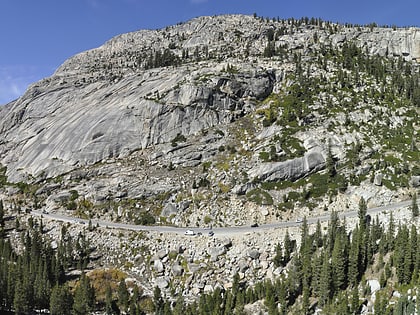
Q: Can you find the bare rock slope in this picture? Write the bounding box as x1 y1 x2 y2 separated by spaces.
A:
0 15 419 183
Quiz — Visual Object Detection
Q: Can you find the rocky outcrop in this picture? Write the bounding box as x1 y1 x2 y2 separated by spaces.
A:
248 148 325 182
0 65 274 182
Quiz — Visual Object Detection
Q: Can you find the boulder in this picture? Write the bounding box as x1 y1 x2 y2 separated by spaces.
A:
232 183 256 195
156 249 168 259
209 246 227 262
374 173 383 186
203 284 214 294
247 249 260 260
409 176 420 187
161 203 178 217
153 260 164 273
171 263 184 277
155 277 169 289
367 279 380 294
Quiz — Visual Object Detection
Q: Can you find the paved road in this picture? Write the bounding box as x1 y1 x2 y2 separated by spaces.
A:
31 199 417 236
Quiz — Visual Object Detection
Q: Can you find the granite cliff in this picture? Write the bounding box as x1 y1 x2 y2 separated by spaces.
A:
0 14 419 311
0 15 419 183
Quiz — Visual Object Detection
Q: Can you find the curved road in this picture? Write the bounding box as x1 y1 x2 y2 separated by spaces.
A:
31 199 418 236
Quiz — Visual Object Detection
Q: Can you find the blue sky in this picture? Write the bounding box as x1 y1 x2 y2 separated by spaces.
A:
1 0 419 105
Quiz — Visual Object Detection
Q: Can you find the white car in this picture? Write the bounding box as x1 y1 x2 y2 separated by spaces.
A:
296 217 303 223
184 230 195 236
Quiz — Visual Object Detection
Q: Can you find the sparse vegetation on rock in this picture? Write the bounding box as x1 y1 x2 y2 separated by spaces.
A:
0 14 419 314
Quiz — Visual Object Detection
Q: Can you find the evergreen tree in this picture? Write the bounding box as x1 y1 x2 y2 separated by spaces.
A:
33 259 51 309
50 284 73 315
327 210 340 253
72 273 95 315
118 279 129 313
153 286 164 315
105 283 115 315
403 231 414 284
283 230 293 265
335 292 351 315
172 295 185 315
387 212 396 251
319 251 332 306
326 139 336 179
411 192 419 218
350 286 360 314
277 278 288 315
0 199 4 237
393 294 416 315
301 285 310 315
273 242 284 267
314 220 323 248
348 225 360 286
310 253 323 298
358 197 367 230
394 225 410 283
6 263 17 311
331 233 348 291
129 285 141 315
13 277 30 315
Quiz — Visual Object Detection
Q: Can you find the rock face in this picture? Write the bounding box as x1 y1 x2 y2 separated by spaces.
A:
248 148 325 182
0 14 419 182
0 65 274 181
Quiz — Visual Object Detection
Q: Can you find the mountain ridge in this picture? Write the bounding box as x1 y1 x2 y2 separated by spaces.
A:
0 14 419 183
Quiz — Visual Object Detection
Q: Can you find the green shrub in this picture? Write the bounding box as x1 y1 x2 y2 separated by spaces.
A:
135 212 156 225
246 188 273 205
171 133 187 147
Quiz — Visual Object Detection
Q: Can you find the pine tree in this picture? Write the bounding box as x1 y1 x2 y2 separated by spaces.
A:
153 286 164 315
50 284 73 315
326 139 336 179
373 290 387 315
327 210 340 253
314 220 323 248
277 278 287 315
319 251 332 306
394 225 410 283
283 230 293 265
172 295 185 315
358 197 367 230
348 226 360 286
387 212 395 251
350 286 360 314
273 243 284 267
13 277 29 315
0 199 4 237
34 259 51 309
310 253 323 298
72 273 95 315
118 279 129 313
105 283 115 315
331 233 348 291
301 285 310 315
129 285 141 315
403 232 414 284
335 292 351 315
411 192 419 218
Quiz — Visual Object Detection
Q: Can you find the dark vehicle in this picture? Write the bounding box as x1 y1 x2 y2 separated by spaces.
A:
251 223 258 228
